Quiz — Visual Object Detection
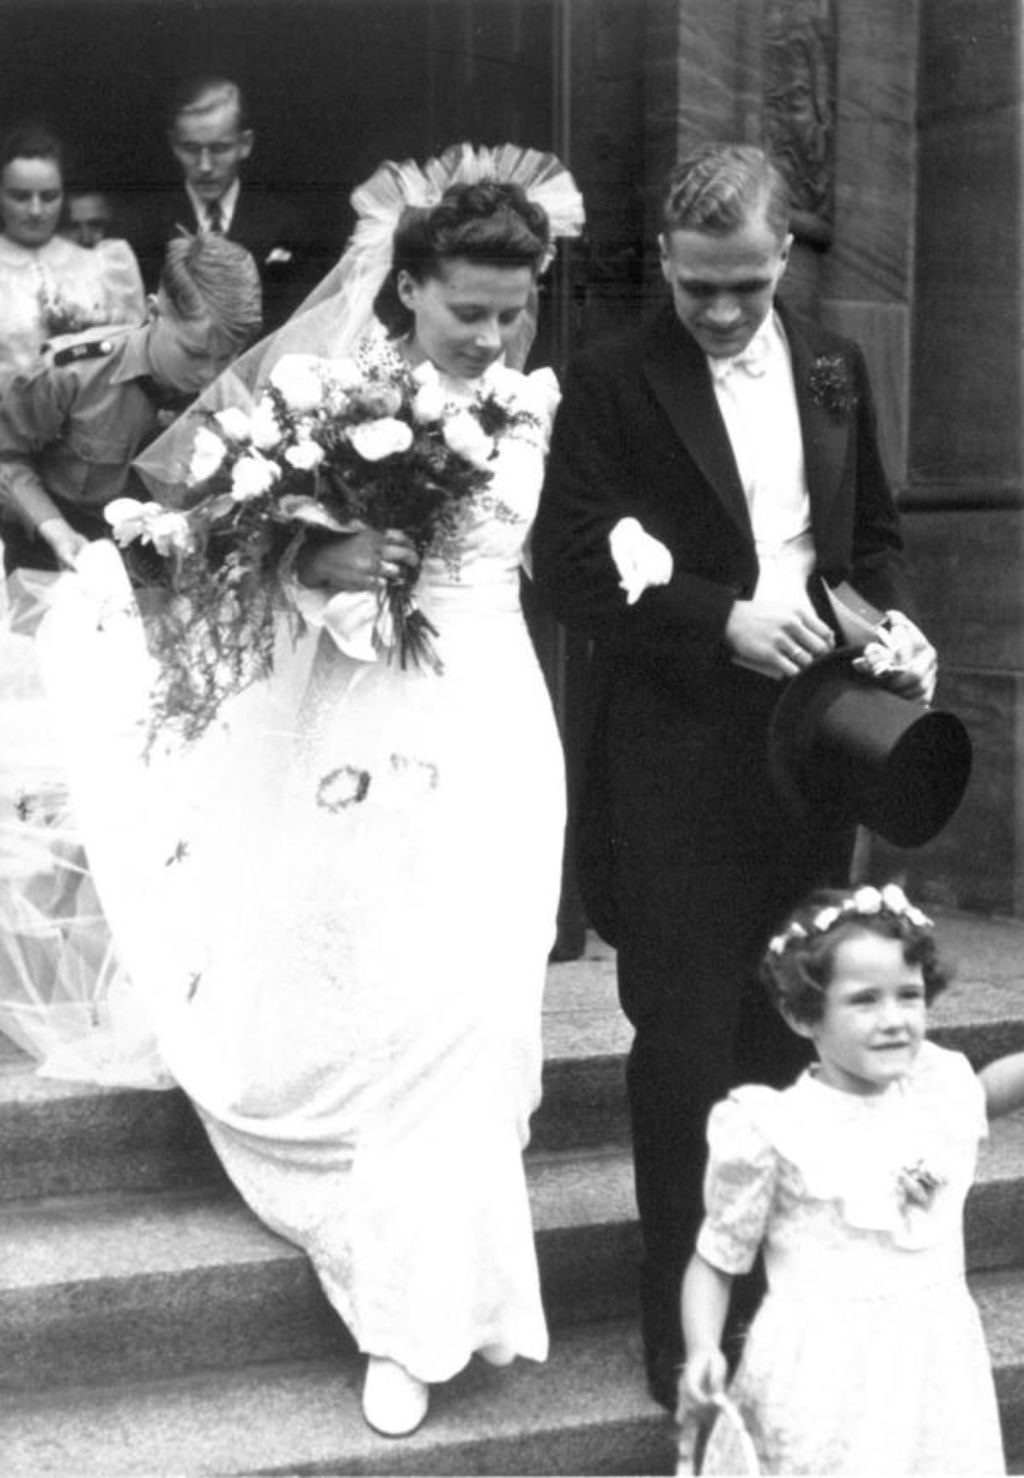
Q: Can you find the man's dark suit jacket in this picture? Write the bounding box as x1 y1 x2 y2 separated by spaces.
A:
531 300 915 944
134 186 326 332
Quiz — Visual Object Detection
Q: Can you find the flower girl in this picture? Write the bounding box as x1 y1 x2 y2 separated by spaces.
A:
679 884 1024 1475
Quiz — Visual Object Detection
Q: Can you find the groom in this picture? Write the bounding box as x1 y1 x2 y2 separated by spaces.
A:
531 142 937 1406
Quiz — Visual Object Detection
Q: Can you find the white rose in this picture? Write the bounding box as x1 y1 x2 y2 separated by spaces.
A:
214 406 252 442
284 437 325 471
231 453 281 501
411 381 447 424
146 509 195 557
269 354 325 413
324 356 363 393
357 384 403 418
442 409 494 470
349 417 414 461
522 366 561 419
104 497 151 545
103 499 193 556
249 396 282 452
188 425 228 482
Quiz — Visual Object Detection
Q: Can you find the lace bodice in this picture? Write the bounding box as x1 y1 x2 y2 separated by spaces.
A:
697 1042 987 1299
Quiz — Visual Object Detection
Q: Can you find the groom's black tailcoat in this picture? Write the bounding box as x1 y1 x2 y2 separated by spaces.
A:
531 298 915 1393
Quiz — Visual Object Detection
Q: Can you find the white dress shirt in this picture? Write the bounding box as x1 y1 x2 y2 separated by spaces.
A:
708 311 816 605
186 179 240 235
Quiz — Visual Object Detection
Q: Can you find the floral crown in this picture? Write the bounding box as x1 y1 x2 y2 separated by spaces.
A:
767 884 932 958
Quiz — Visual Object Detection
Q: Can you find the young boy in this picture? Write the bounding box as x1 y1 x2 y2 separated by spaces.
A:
0 231 262 574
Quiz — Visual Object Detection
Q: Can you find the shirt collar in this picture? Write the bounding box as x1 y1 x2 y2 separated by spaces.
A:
186 178 241 233
707 309 786 383
109 324 158 385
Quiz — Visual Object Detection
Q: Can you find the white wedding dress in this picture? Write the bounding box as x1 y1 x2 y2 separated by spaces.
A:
2 334 565 1383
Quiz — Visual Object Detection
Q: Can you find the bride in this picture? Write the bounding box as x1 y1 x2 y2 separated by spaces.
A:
1 145 584 1439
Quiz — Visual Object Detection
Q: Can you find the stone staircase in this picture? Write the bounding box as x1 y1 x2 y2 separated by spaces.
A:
4 913 1024 1476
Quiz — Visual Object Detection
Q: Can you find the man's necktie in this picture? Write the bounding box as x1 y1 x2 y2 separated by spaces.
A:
206 200 224 234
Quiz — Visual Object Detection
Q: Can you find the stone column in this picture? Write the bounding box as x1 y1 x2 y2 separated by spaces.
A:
890 0 1024 911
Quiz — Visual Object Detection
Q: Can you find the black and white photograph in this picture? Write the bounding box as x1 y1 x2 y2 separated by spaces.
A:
1 2 1021 1474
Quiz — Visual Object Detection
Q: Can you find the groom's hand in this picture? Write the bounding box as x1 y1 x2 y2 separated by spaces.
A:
724 598 834 680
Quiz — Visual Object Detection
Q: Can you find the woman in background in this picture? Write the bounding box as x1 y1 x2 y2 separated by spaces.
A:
0 122 145 374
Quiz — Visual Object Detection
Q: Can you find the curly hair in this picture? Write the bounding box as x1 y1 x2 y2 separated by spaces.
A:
374 179 551 337
761 887 952 1027
661 142 790 245
159 232 263 350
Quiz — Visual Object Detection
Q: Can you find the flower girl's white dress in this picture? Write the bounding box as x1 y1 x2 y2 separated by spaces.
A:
696 1041 1004 1475
7 330 565 1384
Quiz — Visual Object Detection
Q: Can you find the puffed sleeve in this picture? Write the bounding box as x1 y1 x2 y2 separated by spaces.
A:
695 1094 779 1275
94 239 147 326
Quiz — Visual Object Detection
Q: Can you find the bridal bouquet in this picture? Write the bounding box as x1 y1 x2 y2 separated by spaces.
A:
106 351 545 745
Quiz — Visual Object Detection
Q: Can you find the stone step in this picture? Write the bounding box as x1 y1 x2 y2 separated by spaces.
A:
4 1270 1024 1478
972 1268 1024 1467
4 1108 1024 1397
0 942 630 1204
0 1318 675 1478
0 1145 639 1393
5 909 1024 1204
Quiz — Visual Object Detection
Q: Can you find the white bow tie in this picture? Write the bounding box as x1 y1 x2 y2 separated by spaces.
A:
709 336 772 383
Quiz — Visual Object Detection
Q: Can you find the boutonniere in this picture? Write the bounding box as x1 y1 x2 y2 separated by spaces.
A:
807 353 856 418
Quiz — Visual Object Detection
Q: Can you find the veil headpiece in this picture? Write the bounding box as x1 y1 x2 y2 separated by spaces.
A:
135 142 585 503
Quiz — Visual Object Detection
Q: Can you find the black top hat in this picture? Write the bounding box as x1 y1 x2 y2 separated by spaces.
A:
768 649 972 849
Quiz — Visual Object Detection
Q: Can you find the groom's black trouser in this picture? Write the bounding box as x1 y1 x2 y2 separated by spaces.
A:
613 820 854 1404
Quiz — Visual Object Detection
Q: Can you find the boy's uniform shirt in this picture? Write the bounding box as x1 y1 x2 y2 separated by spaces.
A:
0 324 164 535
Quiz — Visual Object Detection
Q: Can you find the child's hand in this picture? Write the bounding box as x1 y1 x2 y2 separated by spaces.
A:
680 1345 728 1415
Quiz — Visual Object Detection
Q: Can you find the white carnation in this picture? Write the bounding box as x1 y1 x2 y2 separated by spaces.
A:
349 417 414 461
284 437 325 471
443 409 494 470
189 425 228 482
231 454 281 501
269 354 325 413
214 406 252 442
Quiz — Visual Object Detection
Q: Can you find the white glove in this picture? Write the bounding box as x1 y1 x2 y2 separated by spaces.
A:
608 517 673 606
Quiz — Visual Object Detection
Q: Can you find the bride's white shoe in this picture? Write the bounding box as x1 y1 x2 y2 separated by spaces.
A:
361 1356 429 1437
478 1341 516 1367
